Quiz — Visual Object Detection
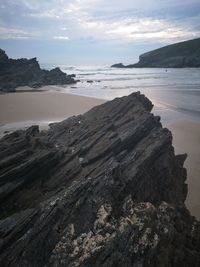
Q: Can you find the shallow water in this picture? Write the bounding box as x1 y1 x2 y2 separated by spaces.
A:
41 64 200 125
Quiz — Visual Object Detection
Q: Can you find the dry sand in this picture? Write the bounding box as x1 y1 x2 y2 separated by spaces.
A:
0 91 199 219
168 121 200 219
0 91 105 124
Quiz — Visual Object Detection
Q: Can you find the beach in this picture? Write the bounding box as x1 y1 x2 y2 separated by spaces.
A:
0 89 200 219
0 90 105 134
0 90 105 124
168 121 200 219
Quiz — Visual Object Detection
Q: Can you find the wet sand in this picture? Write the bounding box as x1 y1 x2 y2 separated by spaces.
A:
0 91 199 219
168 120 200 219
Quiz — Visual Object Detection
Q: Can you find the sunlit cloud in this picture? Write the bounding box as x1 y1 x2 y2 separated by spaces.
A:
29 10 61 19
0 0 199 63
1 0 199 43
0 26 31 40
53 36 69 40
103 18 200 42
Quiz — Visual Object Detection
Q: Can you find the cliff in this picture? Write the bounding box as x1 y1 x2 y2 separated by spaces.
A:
0 92 200 266
111 38 200 68
0 49 76 92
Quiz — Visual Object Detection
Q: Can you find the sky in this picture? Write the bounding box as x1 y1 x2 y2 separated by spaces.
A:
0 0 200 65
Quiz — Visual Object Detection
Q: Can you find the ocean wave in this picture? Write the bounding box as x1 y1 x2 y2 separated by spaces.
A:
79 76 168 82
42 65 200 119
62 66 76 71
75 68 112 72
77 72 164 76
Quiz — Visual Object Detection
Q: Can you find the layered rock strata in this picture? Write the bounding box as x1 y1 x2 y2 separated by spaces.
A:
0 92 199 266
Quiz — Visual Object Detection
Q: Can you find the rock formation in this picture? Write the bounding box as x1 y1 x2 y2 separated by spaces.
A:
0 49 76 92
111 63 126 68
0 92 200 266
111 38 200 68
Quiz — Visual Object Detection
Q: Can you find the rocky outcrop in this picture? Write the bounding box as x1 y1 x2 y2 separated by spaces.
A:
111 63 126 68
111 38 200 68
0 92 199 266
0 49 76 92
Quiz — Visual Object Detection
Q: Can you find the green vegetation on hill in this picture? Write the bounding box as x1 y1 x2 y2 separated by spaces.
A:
112 38 200 68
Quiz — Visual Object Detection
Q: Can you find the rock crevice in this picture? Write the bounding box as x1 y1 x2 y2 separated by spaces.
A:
0 92 199 266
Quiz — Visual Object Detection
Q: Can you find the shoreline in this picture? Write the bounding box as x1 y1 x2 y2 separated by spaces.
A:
0 89 199 219
0 90 105 137
168 120 200 219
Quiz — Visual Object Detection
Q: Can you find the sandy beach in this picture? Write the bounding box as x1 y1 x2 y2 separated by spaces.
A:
168 121 200 219
0 90 199 219
0 91 105 124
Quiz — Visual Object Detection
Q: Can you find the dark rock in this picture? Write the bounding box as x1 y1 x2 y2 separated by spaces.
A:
68 74 76 78
86 80 94 83
111 63 126 68
0 92 199 266
0 49 76 92
0 208 34 235
111 38 200 68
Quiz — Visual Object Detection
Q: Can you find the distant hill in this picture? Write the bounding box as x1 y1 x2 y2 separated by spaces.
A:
111 38 200 68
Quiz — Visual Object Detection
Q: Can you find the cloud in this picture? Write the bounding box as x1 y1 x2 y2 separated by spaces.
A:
0 26 70 41
29 10 61 19
53 36 69 40
0 26 31 39
103 17 200 42
0 0 199 44
70 9 200 44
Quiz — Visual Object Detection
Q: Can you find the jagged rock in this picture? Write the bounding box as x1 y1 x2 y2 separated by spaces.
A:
111 63 126 68
69 74 76 78
0 49 76 92
0 92 199 266
86 80 94 83
111 38 200 68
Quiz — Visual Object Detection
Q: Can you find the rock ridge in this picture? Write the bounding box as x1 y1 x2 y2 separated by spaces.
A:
0 49 76 92
0 92 199 266
111 38 200 68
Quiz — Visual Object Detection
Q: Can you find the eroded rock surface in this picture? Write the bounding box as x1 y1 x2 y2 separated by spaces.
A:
0 92 199 266
0 49 76 92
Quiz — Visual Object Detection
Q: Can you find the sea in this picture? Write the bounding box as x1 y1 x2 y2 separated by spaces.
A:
1 65 200 137
42 64 200 126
